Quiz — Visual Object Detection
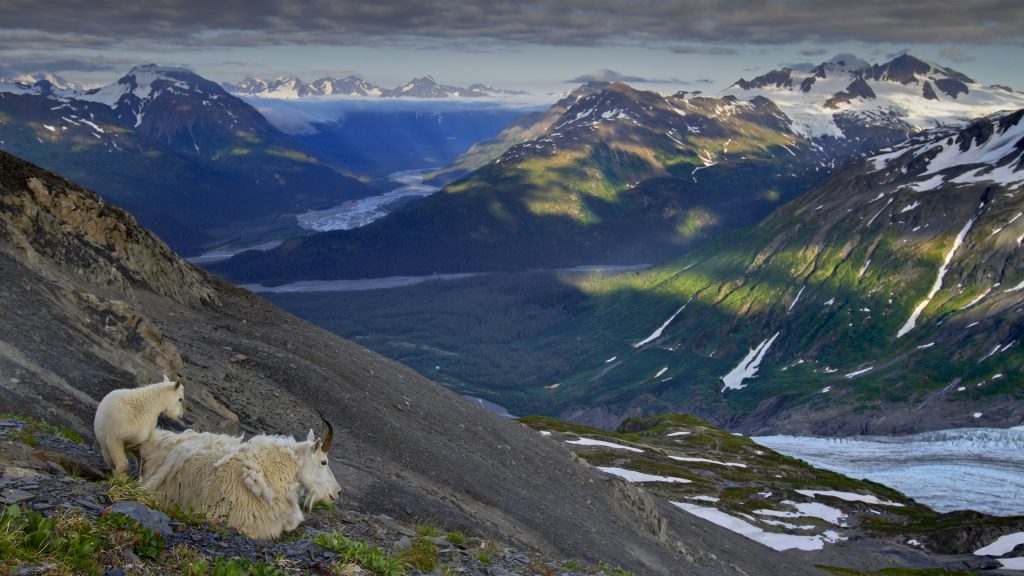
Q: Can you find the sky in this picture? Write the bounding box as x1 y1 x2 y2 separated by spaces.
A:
2 0 1024 98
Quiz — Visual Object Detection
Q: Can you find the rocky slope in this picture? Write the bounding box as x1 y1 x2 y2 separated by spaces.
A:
214 82 829 283
0 417 653 575
0 149 829 575
0 65 373 255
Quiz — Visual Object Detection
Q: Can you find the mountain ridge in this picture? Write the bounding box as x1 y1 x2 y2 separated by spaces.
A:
0 64 373 255
213 81 830 283
226 72 529 99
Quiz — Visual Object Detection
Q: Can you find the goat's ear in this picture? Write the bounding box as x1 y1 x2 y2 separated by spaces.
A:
306 429 315 442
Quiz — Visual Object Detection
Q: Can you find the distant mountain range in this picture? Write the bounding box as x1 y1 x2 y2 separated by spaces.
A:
213 80 831 282
215 53 1024 284
224 74 529 99
0 64 372 254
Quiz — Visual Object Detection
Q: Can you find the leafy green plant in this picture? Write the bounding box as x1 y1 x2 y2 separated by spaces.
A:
314 532 405 576
100 511 164 560
0 505 105 573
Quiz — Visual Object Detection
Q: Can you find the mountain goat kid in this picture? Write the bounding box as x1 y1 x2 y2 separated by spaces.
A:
139 419 341 539
93 375 184 474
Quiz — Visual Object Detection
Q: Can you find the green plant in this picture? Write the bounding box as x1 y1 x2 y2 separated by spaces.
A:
312 501 336 513
100 511 164 560
401 537 438 572
314 532 405 576
0 505 105 573
105 472 159 508
0 413 84 444
597 561 637 576
445 531 466 546
9 427 38 447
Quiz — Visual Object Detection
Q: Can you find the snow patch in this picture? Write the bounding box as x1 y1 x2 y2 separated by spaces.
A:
598 467 690 483
795 489 903 507
669 455 748 468
788 286 805 313
975 532 1024 556
672 502 828 551
845 366 874 379
897 212 977 337
566 438 644 453
721 332 781 392
633 297 691 348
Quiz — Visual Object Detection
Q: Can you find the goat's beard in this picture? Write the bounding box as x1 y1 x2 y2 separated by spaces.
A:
304 491 315 512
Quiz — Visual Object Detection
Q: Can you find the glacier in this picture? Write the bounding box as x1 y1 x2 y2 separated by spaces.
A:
755 427 1024 516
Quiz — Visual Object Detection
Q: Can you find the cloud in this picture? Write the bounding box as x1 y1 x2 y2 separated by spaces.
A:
668 45 740 55
939 46 972 63
567 69 657 83
0 1 1021 51
799 48 828 57
778 62 817 72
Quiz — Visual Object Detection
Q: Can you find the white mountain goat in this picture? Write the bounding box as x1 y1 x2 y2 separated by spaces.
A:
93 375 185 474
139 418 341 539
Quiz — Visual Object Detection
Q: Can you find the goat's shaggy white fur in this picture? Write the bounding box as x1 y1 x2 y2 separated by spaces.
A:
139 426 340 539
93 375 184 474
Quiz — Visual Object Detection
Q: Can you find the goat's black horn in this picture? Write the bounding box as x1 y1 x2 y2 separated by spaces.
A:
318 411 333 453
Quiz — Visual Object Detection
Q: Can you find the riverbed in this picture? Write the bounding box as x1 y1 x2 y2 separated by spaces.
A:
296 168 440 232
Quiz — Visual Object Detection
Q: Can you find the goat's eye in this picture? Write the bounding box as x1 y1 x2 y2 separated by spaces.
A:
321 460 327 465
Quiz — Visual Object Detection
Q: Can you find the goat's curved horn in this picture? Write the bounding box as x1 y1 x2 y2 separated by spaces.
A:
318 412 334 453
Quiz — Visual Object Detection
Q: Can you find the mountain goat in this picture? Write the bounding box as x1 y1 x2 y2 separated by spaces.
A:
139 418 341 539
94 375 184 474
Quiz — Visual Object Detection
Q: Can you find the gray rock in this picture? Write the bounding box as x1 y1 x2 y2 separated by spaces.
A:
943 556 1002 571
394 535 413 550
487 568 513 576
45 461 66 476
76 498 105 513
0 418 21 427
109 501 173 535
0 488 35 504
121 550 142 564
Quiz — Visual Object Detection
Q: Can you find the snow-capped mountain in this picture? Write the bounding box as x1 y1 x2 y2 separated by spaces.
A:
725 54 1024 157
2 72 84 92
380 75 524 98
0 64 372 254
228 73 526 99
228 75 383 98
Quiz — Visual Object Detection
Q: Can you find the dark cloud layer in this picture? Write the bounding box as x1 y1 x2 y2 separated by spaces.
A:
1 0 1021 50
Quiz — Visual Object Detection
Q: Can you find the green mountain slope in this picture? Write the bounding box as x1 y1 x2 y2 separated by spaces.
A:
266 110 1024 435
214 83 829 283
538 109 1024 433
